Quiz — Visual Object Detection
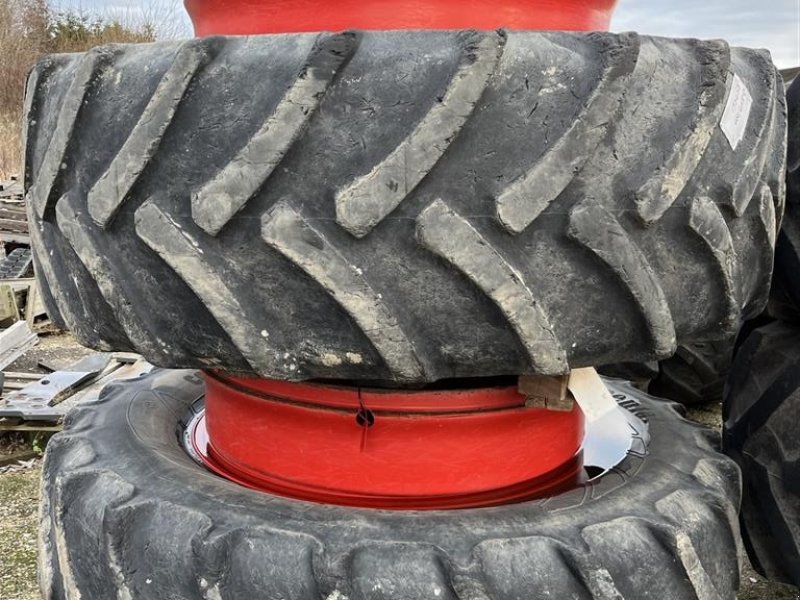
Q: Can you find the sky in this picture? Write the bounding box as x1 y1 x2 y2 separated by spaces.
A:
57 0 800 68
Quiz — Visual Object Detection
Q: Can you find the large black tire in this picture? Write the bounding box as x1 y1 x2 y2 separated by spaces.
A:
40 369 744 599
773 76 800 319
647 339 736 406
723 321 800 586
24 32 785 383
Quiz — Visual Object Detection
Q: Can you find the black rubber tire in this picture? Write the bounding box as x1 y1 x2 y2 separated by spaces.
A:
40 369 744 599
773 76 800 319
723 321 800 586
24 32 786 383
647 339 736 406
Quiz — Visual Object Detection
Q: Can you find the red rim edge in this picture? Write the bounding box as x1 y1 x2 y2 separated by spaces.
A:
193 371 585 510
185 0 618 35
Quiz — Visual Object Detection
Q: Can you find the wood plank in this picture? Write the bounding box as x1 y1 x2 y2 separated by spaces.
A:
0 284 19 323
0 419 62 432
0 218 28 233
518 373 574 411
0 233 30 245
3 372 43 380
0 449 39 467
3 381 29 390
25 280 40 326
0 321 38 370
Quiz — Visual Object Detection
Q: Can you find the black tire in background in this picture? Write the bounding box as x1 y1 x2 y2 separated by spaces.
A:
647 339 736 406
774 76 800 318
40 369 744 599
24 31 785 384
723 321 800 586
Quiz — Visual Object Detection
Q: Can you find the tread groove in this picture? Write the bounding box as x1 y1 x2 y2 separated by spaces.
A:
56 194 174 358
688 196 739 332
417 199 568 373
22 56 66 191
496 33 641 234
135 199 277 373
193 32 359 236
335 31 505 238
88 39 217 229
27 202 123 351
634 41 732 223
568 199 676 356
30 47 114 219
262 201 424 381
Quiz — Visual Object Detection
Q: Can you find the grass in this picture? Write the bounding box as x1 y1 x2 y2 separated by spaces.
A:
0 467 40 600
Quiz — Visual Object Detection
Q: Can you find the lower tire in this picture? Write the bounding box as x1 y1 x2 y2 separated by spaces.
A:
40 370 743 599
724 321 800 586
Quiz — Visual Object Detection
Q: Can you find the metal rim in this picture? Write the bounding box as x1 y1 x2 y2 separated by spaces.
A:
181 374 646 510
184 0 618 36
189 372 585 509
182 382 646 509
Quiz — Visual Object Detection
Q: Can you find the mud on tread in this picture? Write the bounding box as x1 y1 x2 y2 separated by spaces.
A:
25 31 785 382
40 370 744 599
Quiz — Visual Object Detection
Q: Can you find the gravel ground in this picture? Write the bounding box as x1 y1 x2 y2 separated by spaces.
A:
0 335 797 598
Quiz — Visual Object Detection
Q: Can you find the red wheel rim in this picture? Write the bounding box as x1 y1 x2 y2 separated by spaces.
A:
194 371 585 509
185 0 618 36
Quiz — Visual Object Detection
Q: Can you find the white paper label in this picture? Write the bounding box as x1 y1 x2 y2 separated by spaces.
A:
568 367 618 422
720 74 753 151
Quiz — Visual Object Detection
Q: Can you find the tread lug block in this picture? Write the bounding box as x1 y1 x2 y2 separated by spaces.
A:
199 528 323 600
655 490 742 597
23 31 786 381
476 537 594 600
581 519 710 600
106 501 213 598
349 544 456 600
51 471 135 600
28 205 133 352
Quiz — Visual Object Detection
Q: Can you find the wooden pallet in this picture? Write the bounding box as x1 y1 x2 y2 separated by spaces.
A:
0 178 28 245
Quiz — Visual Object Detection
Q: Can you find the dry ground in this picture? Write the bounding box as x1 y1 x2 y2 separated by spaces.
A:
0 335 797 599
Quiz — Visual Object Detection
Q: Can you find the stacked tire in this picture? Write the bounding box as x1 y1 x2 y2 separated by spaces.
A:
27 31 786 599
722 75 800 587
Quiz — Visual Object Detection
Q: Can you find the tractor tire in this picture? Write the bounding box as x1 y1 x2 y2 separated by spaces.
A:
40 369 744 599
24 32 785 383
723 321 800 586
773 76 800 319
647 339 736 406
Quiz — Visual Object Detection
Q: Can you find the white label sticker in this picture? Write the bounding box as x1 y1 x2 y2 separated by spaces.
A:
720 74 753 151
568 367 618 422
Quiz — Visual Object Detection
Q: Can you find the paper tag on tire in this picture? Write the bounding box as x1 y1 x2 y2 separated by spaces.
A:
720 74 752 151
568 367 618 422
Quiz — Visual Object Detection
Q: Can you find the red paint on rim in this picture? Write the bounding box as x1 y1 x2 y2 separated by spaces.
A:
195 371 585 509
184 0 617 36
